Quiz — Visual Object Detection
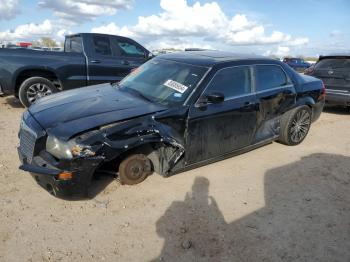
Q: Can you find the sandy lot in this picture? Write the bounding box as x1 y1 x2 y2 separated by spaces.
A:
0 96 349 262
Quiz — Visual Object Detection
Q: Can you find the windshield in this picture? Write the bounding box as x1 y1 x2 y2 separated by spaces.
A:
118 59 209 106
315 58 350 69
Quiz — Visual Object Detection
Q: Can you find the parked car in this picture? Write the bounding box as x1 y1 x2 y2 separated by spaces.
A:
18 51 325 198
305 54 350 108
283 57 311 72
0 33 151 107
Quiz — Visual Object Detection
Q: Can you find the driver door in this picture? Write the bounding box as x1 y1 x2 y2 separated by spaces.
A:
185 65 258 165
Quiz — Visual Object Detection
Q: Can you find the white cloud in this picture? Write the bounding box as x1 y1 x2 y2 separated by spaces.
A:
264 46 290 57
91 0 309 51
330 30 343 37
147 38 214 51
56 28 73 40
91 23 135 38
38 0 133 23
0 0 20 20
0 20 54 41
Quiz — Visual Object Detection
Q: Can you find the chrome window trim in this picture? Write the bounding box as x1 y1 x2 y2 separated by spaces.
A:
255 84 294 95
192 63 296 107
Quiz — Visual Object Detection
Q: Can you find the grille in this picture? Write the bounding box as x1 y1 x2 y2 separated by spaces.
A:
19 123 36 163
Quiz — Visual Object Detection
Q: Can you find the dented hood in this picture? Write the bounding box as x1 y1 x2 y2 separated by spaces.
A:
28 83 166 140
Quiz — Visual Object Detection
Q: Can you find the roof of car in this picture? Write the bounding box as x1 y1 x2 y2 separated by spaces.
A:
158 50 269 67
320 53 350 59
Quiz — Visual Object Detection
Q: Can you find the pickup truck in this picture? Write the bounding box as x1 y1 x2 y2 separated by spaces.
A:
283 58 311 73
0 33 151 107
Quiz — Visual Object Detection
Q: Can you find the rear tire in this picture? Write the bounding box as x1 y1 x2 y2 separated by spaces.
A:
278 106 312 146
18 77 58 107
119 154 152 185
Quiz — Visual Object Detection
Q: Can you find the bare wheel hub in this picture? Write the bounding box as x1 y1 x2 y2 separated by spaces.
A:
126 160 146 180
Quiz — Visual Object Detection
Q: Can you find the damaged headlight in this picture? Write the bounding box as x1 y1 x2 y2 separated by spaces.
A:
46 136 95 160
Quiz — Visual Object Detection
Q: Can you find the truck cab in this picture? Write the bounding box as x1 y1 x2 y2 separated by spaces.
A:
64 33 151 86
0 33 151 107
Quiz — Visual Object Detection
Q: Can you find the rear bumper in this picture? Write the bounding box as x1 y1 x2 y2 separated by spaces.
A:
325 90 350 107
312 99 325 122
18 148 104 199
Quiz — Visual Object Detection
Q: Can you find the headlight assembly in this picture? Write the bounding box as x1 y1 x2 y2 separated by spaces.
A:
46 136 95 160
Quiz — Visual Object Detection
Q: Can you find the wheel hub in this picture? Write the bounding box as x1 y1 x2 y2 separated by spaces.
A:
27 83 52 104
127 161 144 180
290 109 311 143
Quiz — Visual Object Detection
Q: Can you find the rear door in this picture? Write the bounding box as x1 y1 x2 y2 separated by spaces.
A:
254 64 296 143
186 65 258 165
313 57 350 94
54 35 88 90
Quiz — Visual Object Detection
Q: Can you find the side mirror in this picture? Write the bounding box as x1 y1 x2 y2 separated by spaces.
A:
146 52 155 60
206 92 225 103
197 92 225 107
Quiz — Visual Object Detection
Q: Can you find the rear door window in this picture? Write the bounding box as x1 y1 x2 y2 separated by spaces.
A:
204 66 252 100
255 65 288 92
315 58 350 69
93 36 112 56
65 36 83 53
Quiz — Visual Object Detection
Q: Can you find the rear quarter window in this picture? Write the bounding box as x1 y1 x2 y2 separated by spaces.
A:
255 65 288 91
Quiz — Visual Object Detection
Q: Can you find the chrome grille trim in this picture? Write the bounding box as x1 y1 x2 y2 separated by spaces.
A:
19 120 37 163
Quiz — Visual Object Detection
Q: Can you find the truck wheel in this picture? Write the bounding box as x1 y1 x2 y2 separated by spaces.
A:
118 154 152 185
18 77 58 107
278 106 312 146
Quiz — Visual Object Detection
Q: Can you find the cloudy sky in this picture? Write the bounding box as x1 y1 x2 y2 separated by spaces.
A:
0 0 349 56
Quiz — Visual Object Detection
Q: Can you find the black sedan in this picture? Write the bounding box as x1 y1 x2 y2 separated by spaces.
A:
18 51 325 198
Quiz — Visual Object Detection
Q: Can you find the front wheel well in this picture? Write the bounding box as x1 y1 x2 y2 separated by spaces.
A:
15 69 61 95
96 143 163 178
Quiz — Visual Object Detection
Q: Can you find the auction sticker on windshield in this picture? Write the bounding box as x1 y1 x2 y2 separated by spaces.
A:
164 80 189 93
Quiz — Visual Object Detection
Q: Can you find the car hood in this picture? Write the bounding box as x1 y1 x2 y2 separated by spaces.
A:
29 83 166 140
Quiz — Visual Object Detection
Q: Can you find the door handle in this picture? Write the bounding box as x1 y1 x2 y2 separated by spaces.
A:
243 101 259 111
90 60 101 64
122 60 130 65
243 101 254 107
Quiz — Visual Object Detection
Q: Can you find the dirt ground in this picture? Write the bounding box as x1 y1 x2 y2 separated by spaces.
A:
0 96 349 262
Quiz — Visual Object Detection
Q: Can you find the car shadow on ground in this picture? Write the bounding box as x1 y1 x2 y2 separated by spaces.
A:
3 97 24 108
152 153 350 262
87 173 117 199
323 105 350 115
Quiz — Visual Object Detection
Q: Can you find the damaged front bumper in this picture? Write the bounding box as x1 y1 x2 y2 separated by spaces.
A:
18 148 103 198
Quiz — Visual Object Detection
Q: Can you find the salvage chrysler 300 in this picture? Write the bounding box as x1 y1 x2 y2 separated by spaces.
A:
18 51 325 197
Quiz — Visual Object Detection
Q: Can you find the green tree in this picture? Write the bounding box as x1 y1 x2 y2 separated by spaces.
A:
40 37 57 48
